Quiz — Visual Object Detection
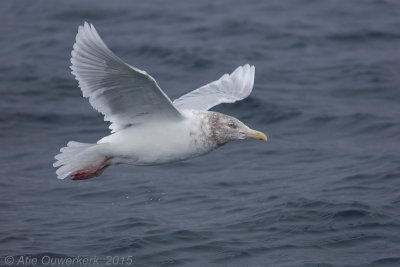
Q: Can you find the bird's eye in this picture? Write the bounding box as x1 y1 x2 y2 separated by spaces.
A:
228 122 235 128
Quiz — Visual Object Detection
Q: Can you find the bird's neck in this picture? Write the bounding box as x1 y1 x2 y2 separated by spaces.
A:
190 110 229 149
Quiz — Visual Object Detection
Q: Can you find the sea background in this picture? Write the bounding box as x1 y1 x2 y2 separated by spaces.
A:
1 0 400 266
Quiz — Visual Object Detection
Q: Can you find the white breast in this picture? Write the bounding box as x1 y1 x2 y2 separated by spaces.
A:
97 110 216 165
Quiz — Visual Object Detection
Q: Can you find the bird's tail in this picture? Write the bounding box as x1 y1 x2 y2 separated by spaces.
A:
53 141 106 179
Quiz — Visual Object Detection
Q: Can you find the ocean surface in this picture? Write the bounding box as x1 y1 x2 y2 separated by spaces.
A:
1 0 400 266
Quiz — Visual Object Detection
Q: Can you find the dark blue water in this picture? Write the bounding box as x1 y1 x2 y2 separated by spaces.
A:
1 0 400 266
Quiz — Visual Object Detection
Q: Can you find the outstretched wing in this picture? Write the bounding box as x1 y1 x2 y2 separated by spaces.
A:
70 22 183 133
173 64 255 111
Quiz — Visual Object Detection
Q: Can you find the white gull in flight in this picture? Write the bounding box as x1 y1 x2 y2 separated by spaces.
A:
54 22 267 180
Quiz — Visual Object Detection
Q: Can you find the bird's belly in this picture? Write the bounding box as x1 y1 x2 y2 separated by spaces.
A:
98 122 213 165
131 142 202 165
118 138 211 165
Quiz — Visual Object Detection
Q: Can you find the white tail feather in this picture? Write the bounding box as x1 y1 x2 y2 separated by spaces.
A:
54 141 104 179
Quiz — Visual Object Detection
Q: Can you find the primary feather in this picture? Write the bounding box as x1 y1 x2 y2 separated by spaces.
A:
173 64 255 111
71 22 182 133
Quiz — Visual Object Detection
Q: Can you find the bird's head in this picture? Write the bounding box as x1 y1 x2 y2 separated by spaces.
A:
208 112 267 146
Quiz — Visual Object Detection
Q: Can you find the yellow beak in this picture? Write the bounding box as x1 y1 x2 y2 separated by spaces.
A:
245 129 267 141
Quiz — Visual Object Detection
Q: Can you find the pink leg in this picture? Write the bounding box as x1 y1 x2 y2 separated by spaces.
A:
72 157 110 180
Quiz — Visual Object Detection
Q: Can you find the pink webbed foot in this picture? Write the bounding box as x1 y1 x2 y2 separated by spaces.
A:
72 157 110 180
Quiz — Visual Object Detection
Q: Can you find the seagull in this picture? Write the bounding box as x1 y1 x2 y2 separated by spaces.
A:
54 22 267 180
